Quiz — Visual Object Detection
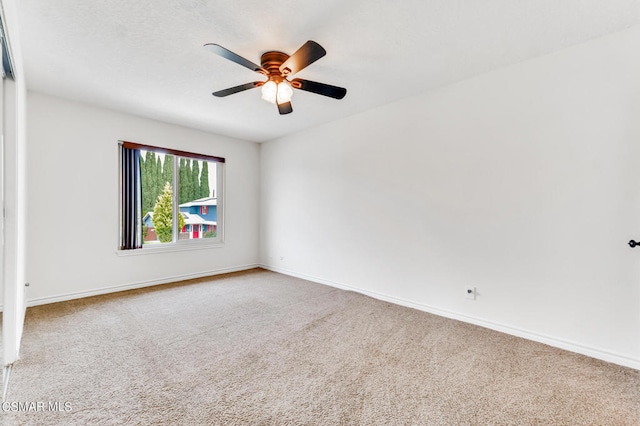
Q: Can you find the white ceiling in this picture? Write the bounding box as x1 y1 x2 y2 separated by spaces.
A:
14 1 640 142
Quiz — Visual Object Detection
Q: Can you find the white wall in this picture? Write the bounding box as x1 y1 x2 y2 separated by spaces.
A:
260 26 640 369
26 92 260 303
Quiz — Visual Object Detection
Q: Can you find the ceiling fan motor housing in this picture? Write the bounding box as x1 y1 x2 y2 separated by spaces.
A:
261 51 289 82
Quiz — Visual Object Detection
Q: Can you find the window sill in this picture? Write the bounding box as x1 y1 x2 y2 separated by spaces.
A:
115 241 224 256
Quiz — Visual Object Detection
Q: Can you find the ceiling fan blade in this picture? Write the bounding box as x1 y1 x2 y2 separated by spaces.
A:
291 78 347 99
279 40 326 76
204 43 267 74
277 100 293 115
212 82 262 97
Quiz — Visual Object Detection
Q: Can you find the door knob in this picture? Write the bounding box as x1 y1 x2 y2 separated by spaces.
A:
629 240 639 248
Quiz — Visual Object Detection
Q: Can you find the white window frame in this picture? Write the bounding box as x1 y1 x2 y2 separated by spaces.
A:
117 141 225 256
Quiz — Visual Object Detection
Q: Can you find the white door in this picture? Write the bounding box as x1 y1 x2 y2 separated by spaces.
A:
1 21 24 369
0 35 5 368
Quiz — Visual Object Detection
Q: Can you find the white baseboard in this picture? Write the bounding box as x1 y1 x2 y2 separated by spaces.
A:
26 264 260 308
260 264 640 371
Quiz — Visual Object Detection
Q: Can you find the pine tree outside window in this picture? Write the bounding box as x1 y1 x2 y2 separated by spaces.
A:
119 141 224 251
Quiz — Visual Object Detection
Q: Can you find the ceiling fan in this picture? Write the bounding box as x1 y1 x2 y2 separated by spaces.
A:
204 40 347 115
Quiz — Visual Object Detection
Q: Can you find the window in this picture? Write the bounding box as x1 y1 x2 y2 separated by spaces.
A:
119 141 224 250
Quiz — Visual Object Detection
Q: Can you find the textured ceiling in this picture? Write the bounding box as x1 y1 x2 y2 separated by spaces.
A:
15 1 640 142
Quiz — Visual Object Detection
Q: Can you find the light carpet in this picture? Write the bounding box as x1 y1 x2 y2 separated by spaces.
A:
3 269 639 425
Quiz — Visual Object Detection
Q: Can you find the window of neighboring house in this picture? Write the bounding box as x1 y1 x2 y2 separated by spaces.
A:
119 141 224 251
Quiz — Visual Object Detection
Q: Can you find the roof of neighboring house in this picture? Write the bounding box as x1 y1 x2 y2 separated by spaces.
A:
143 212 216 227
181 212 216 226
179 197 217 208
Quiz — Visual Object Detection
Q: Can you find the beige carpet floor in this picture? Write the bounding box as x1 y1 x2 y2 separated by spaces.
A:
3 268 639 425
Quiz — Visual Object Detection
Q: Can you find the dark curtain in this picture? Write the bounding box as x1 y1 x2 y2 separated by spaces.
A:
120 145 142 249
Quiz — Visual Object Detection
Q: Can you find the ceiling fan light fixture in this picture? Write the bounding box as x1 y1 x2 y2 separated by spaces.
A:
261 80 277 104
277 81 293 103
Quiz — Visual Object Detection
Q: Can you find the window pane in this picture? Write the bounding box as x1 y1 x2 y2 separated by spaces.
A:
140 150 174 244
178 158 218 240
121 142 223 251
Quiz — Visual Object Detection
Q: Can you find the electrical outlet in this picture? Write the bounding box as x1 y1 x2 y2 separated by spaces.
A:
465 286 476 300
